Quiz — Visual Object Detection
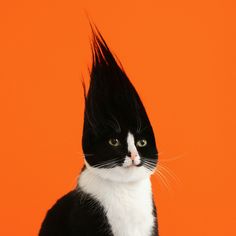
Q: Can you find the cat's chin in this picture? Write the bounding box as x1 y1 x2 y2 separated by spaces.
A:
84 160 153 183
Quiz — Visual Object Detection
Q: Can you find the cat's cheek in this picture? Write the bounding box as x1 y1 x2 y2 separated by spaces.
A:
85 160 152 183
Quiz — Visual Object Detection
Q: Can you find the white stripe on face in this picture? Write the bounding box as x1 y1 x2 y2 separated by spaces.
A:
123 132 141 167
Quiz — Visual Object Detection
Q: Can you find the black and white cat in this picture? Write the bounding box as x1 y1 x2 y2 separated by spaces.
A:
39 26 159 236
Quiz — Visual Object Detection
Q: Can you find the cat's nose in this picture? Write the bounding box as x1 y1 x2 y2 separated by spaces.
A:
127 152 137 160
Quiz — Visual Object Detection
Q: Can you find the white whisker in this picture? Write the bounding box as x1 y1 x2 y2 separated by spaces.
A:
159 153 186 163
158 164 182 185
153 170 171 192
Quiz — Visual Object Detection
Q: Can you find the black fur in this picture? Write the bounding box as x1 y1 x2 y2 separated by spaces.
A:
39 189 158 236
39 26 158 236
39 190 113 236
82 26 158 169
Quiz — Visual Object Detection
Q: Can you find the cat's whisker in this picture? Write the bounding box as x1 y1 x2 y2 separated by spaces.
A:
153 170 171 192
141 156 158 162
158 164 182 185
142 156 158 160
142 155 182 186
142 165 168 191
143 164 156 171
143 160 156 167
95 163 120 169
143 164 153 172
92 157 122 167
92 157 120 166
93 162 118 169
142 160 157 167
93 159 121 169
158 153 186 163
156 169 169 186
142 160 157 166
142 162 156 171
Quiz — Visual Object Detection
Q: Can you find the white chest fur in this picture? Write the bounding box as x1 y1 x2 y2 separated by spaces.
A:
78 169 155 236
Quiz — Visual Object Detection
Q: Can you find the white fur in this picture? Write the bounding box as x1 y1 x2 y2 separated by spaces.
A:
123 132 141 167
78 132 155 236
78 169 155 236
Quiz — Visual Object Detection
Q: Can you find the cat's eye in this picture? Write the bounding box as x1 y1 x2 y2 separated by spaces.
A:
136 139 147 147
108 138 121 147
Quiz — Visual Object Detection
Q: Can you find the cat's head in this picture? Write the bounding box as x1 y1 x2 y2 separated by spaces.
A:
82 27 158 183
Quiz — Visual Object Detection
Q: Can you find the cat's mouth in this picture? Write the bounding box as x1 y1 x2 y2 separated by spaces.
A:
122 156 142 168
124 163 142 168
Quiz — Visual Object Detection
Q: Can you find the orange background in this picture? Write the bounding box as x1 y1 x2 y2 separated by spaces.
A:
0 0 235 235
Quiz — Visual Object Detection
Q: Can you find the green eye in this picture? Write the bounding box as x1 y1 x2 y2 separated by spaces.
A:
136 139 147 147
108 138 121 147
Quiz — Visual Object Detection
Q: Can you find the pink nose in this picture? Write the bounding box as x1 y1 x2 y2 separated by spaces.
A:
131 153 137 161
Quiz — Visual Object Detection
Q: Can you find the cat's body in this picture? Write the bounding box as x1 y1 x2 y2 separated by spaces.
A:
39 25 159 236
40 166 158 236
79 163 157 236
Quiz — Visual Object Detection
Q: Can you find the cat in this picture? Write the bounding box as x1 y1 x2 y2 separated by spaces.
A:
39 25 159 236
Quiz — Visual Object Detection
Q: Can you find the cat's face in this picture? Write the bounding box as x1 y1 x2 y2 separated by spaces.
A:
82 27 158 183
83 119 158 182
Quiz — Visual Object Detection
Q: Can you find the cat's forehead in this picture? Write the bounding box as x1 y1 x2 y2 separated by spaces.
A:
105 119 137 135
105 126 149 140
105 113 147 133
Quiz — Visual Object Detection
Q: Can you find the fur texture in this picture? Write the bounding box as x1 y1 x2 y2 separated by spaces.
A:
79 167 155 236
39 25 159 236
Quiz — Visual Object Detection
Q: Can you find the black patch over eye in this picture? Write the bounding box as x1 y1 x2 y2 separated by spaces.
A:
136 139 147 147
108 138 121 147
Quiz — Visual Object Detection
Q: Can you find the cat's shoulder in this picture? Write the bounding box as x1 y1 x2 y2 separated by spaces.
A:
39 189 112 236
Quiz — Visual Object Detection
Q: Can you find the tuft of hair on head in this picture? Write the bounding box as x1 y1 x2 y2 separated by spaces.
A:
82 23 151 138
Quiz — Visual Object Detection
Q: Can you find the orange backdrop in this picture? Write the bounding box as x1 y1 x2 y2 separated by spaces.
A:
0 0 236 235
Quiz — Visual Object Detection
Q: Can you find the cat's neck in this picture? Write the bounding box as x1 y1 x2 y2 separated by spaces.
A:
77 167 155 236
78 167 152 194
